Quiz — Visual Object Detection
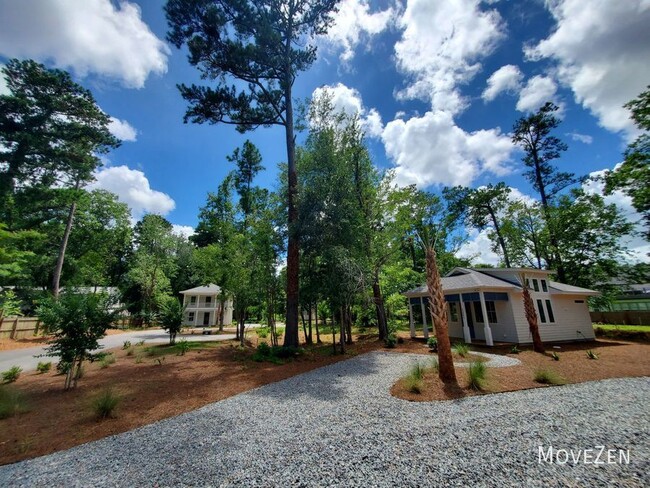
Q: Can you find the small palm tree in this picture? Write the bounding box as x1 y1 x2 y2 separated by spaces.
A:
520 273 545 353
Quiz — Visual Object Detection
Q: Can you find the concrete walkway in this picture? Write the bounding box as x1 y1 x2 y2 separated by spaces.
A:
0 328 236 373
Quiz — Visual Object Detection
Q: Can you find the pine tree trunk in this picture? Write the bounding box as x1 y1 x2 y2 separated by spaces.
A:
521 276 545 353
425 247 457 385
373 280 388 340
315 306 321 343
283 59 300 348
52 187 79 298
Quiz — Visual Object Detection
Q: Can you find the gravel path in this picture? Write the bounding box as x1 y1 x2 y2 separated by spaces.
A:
1 351 648 487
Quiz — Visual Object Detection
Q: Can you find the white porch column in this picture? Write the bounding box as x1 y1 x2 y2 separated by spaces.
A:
479 291 494 346
459 296 472 344
420 296 429 339
408 301 416 339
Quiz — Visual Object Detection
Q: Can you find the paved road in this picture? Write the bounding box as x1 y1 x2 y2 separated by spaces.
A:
1 352 647 487
0 328 237 373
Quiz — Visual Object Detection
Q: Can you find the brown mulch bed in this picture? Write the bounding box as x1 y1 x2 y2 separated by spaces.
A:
392 340 650 402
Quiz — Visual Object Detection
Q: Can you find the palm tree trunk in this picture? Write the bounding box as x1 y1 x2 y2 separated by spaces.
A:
521 276 545 353
425 247 457 385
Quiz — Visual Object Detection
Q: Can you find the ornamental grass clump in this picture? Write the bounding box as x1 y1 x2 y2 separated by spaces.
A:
468 361 487 391
534 369 566 385
91 388 121 420
452 342 469 357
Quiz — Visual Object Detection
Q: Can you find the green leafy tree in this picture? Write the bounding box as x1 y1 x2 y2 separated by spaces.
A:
165 0 340 348
0 289 23 319
604 86 650 239
444 183 513 267
499 201 547 269
38 291 117 389
127 215 179 325
512 102 578 281
159 296 185 344
0 59 120 296
0 223 40 283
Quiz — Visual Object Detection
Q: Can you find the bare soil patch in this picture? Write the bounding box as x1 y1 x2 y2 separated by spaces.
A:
392 340 650 402
0 337 50 351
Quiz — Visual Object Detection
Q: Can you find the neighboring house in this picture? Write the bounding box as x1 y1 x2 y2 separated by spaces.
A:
404 268 598 346
609 284 650 312
180 284 233 327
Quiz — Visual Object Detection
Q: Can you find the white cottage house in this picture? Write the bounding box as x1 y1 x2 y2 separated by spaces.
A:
404 268 598 346
180 284 233 327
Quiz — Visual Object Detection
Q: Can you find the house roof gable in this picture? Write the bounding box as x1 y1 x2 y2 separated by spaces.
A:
180 284 222 294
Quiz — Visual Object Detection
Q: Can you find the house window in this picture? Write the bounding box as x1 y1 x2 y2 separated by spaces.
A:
473 302 484 323
545 300 555 323
449 303 458 322
532 279 540 292
205 296 212 304
190 296 196 304
574 300 584 304
536 299 547 323
188 312 195 322
541 280 548 292
486 301 497 323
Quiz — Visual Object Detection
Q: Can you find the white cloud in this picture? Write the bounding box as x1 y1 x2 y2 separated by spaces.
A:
325 0 395 63
0 0 169 88
108 117 137 142
566 132 593 144
457 228 502 266
526 0 650 136
311 83 384 138
381 110 514 187
515 75 558 113
172 224 195 239
394 0 505 113
482 64 523 102
89 165 175 220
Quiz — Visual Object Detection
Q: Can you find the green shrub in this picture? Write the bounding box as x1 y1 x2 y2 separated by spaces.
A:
126 346 135 357
2 366 22 383
272 345 304 359
468 361 487 391
36 361 52 374
0 386 29 419
452 342 469 357
176 339 190 356
122 341 132 350
384 334 397 348
551 352 560 361
134 353 144 364
534 369 566 385
427 336 438 352
586 350 598 360
135 340 145 346
91 389 121 420
99 354 116 369
510 346 520 354
256 327 269 339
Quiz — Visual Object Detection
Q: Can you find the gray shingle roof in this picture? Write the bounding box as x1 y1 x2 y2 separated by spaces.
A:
404 269 518 296
180 284 222 294
549 281 599 295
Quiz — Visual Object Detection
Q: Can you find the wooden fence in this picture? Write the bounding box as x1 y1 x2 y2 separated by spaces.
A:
590 311 650 326
0 316 42 340
0 316 131 340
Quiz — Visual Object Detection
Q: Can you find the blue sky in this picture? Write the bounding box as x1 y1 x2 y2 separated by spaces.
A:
0 0 648 262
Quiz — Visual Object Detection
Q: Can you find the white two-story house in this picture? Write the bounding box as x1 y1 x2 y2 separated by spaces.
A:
180 284 233 327
404 268 598 345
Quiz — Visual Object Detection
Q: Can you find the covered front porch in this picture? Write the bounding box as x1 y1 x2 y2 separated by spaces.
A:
406 290 511 347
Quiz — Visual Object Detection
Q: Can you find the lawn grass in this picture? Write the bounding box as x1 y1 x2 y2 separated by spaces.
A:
593 324 650 332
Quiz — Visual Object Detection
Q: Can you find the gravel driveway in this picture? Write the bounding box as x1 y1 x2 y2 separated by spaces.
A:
1 351 648 487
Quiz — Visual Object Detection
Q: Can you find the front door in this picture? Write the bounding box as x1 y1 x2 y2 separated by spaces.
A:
203 312 210 326
464 302 476 339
